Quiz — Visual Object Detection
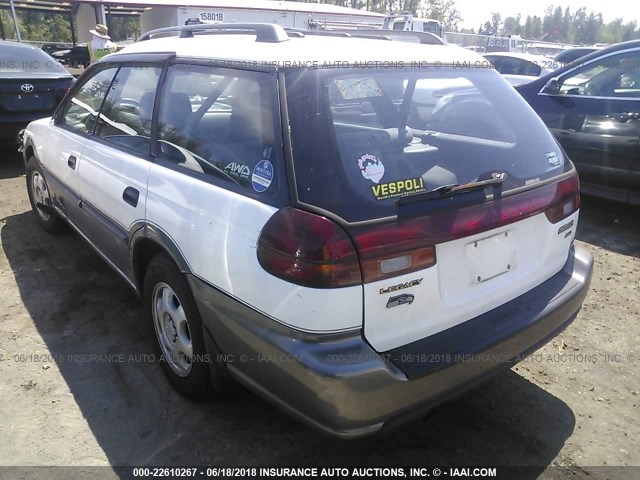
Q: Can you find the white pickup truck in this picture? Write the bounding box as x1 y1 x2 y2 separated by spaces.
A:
382 13 446 41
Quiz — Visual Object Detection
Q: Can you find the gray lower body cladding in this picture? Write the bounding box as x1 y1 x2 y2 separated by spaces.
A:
188 244 593 438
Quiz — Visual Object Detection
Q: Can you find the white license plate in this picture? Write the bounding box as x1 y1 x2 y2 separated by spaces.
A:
465 231 516 283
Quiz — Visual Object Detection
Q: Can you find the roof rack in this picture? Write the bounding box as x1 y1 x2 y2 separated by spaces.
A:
138 23 289 43
285 28 444 45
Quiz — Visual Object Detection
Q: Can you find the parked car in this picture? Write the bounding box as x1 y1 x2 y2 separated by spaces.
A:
484 51 559 86
50 43 90 68
22 23 592 437
41 43 73 56
0 40 74 144
554 47 599 64
517 40 640 205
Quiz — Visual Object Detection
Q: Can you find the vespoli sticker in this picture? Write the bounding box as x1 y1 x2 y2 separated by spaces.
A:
372 177 426 200
252 160 274 192
358 154 385 184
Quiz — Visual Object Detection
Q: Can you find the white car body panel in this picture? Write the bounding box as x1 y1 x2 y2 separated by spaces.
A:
364 211 579 351
146 163 362 333
29 118 83 200
80 141 150 232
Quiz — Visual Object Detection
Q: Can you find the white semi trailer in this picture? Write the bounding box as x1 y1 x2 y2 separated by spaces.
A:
138 0 384 33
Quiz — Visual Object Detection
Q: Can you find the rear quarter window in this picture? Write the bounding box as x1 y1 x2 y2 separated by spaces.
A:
155 64 287 203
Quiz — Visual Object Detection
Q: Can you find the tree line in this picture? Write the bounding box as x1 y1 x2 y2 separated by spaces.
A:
2 2 638 46
0 10 73 42
0 9 139 43
299 0 639 44
477 7 639 45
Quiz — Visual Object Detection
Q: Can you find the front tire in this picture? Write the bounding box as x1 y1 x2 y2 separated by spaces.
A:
144 254 214 401
26 158 66 233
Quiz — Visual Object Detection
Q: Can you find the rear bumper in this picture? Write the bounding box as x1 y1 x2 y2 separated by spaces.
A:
189 244 593 438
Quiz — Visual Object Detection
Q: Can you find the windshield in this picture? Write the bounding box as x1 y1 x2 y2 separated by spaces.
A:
286 68 569 222
0 43 69 75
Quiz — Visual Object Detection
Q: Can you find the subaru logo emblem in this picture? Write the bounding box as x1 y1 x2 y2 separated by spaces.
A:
21 83 34 93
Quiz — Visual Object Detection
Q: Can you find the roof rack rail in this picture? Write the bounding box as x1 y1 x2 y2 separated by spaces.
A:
138 23 289 43
354 29 445 45
285 28 444 45
286 28 351 38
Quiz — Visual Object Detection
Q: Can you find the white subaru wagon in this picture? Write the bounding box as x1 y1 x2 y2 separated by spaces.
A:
22 23 593 438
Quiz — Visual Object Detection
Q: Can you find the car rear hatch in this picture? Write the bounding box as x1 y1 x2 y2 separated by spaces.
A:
0 76 70 114
284 66 580 351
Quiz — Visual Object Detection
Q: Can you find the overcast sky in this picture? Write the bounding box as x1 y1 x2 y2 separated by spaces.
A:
455 0 640 29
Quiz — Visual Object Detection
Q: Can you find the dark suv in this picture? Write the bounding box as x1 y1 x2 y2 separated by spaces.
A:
517 40 640 205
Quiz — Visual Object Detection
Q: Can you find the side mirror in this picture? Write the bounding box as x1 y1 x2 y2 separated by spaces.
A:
541 77 561 95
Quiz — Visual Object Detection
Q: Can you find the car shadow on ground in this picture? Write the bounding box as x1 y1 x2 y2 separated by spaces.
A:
1 205 575 476
576 196 639 259
0 145 25 180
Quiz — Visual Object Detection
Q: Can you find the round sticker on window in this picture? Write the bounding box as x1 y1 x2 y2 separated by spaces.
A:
358 154 385 184
252 160 274 193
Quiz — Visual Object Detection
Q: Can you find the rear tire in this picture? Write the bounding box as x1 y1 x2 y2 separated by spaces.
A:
144 254 214 401
25 158 66 234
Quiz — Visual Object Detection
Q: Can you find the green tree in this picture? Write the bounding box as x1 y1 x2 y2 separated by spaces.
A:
108 16 140 42
484 4 640 44
0 9 71 42
503 15 522 35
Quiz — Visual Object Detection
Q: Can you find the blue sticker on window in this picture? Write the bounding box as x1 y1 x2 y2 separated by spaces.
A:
252 160 274 193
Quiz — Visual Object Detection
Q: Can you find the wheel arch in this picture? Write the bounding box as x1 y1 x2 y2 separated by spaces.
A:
23 138 37 167
131 223 234 393
130 223 193 295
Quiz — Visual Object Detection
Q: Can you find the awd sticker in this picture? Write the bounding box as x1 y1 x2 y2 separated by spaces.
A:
252 160 273 192
225 162 250 180
358 154 385 184
372 177 425 200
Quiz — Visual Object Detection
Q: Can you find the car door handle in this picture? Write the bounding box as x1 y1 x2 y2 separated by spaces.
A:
122 187 139 207
67 155 77 170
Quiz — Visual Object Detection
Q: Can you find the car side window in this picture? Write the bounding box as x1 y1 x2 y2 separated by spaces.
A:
487 57 541 77
95 66 162 155
156 64 282 194
558 51 640 98
61 67 118 134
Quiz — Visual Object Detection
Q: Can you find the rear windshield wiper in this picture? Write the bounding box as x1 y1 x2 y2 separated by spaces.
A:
397 173 506 206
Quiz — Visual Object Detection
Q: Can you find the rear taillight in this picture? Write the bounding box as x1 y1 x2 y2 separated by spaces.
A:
351 222 436 283
257 208 361 288
545 174 580 223
258 173 579 288
350 172 581 282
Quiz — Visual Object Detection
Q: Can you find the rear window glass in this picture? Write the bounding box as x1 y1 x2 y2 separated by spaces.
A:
0 44 68 75
286 68 568 222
